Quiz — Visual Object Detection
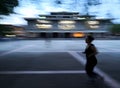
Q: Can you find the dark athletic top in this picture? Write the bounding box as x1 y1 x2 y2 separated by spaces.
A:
84 44 97 64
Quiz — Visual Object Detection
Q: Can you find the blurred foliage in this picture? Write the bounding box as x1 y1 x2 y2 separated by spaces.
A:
0 0 18 15
0 25 14 37
87 0 101 5
0 0 18 37
110 24 120 34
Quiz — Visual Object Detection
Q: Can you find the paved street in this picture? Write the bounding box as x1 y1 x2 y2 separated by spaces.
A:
0 39 120 88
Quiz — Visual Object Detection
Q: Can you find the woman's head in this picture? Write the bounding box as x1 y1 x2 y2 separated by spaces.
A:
85 35 94 44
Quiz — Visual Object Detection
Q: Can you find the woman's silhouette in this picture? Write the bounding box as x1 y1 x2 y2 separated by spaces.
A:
83 35 98 78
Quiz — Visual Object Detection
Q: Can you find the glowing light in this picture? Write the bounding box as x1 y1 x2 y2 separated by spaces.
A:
5 35 16 37
58 20 75 30
96 17 106 19
87 21 99 24
85 20 100 29
73 32 85 38
59 21 75 24
36 24 52 29
39 16 46 19
77 17 86 20
37 20 51 23
58 24 75 30
89 25 99 29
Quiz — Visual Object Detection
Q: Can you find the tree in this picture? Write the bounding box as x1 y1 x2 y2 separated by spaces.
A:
0 0 18 15
0 24 14 37
0 0 18 37
110 24 120 35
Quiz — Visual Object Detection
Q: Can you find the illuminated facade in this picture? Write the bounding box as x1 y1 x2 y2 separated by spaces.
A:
24 12 112 38
0 24 25 38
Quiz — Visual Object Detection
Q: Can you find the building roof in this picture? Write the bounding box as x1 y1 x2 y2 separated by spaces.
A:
24 12 112 21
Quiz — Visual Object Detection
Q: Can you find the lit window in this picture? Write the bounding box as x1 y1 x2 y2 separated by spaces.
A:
89 25 99 29
95 17 105 19
58 24 75 30
39 16 46 19
73 32 85 38
36 24 52 29
58 20 76 30
85 20 100 29
77 17 86 20
5 34 16 37
87 21 99 25
59 21 75 24
37 20 51 23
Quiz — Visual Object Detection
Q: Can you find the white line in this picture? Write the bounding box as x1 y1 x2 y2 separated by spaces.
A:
0 70 85 75
0 45 34 56
13 50 83 53
68 51 120 88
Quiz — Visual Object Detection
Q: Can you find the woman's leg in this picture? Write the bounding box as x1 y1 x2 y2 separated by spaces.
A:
85 62 97 78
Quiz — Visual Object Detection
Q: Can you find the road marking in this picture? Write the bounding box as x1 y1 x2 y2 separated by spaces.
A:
13 50 83 53
0 70 85 75
0 45 34 56
68 51 120 88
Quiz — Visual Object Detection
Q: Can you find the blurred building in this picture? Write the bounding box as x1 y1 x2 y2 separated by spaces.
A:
0 24 25 38
24 12 112 38
12 25 26 37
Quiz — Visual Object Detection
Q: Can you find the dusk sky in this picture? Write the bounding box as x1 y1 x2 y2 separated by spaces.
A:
0 0 120 25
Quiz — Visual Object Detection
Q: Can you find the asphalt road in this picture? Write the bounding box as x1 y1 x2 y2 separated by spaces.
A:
0 39 120 88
